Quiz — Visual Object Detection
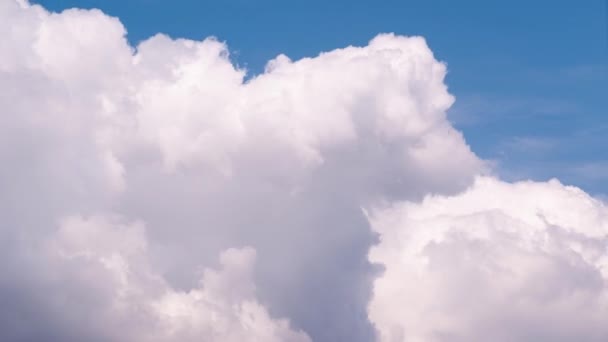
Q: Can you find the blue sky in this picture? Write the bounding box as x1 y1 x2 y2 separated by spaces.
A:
37 0 608 194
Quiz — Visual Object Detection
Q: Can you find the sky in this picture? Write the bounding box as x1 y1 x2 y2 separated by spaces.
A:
2 1 608 342
34 0 608 195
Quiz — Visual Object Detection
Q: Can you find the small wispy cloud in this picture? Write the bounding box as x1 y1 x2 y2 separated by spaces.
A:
499 136 557 154
448 94 580 126
570 161 608 181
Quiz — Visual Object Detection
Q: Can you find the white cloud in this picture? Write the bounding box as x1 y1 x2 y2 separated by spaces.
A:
0 0 484 340
15 0 608 341
368 176 608 342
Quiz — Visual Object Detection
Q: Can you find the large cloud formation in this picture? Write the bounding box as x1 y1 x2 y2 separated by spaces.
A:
1 0 606 341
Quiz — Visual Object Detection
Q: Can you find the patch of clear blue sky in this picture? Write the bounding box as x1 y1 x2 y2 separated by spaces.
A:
35 0 608 195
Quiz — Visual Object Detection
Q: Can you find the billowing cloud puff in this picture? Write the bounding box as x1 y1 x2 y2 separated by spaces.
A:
47 216 310 342
368 177 608 342
0 213 308 341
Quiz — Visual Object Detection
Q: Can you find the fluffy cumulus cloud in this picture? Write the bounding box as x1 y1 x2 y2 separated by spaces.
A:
1 0 606 341
0 0 481 340
368 177 608 342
